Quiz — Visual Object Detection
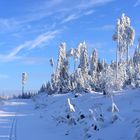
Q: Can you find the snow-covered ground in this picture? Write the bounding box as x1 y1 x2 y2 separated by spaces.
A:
0 89 140 140
0 99 48 140
33 89 140 140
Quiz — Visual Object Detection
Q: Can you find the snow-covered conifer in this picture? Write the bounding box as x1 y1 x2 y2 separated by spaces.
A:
101 59 107 70
39 83 46 93
46 81 53 95
133 39 140 67
110 60 116 70
134 65 140 87
90 49 98 76
113 13 135 62
77 42 91 92
54 43 70 93
49 58 54 73
79 42 89 75
99 64 125 93
97 59 104 73
72 44 82 71
56 43 67 75
74 68 85 92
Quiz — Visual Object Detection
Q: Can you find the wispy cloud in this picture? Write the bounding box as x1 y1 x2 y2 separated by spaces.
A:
76 0 115 10
134 0 140 6
61 13 81 23
9 30 60 57
83 10 95 16
0 0 115 34
61 0 114 23
0 0 115 63
61 10 95 23
0 30 60 62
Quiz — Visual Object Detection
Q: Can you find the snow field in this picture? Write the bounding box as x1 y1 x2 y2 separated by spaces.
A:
34 89 140 140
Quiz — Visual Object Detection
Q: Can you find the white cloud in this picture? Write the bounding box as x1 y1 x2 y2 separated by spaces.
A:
83 10 95 16
29 30 59 49
61 13 80 23
76 0 114 10
61 0 114 23
61 9 95 23
9 30 60 57
134 0 140 6
0 0 115 63
0 30 60 62
0 0 115 33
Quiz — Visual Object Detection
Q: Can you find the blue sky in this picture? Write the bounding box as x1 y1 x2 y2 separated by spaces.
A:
0 0 140 92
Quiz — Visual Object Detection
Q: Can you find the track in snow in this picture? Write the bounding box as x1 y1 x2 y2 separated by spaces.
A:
9 114 17 140
0 99 49 140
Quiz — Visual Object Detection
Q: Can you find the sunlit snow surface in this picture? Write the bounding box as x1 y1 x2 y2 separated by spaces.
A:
0 89 140 140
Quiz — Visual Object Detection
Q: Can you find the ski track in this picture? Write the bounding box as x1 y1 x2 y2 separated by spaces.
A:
0 100 19 140
0 99 49 140
9 113 17 140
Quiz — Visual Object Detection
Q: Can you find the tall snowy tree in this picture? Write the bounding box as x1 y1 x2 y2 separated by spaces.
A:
53 43 70 93
133 39 140 67
127 58 135 84
113 13 135 80
78 42 89 75
113 13 135 62
90 49 98 75
133 39 140 87
56 43 67 75
74 68 85 92
78 42 91 91
99 65 124 94
101 59 107 70
89 49 98 86
134 64 140 87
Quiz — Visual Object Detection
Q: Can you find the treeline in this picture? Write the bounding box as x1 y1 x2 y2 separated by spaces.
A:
39 14 140 94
